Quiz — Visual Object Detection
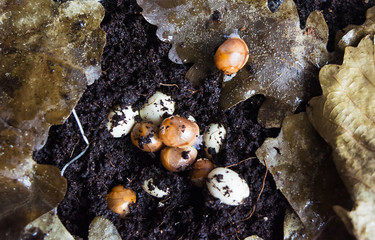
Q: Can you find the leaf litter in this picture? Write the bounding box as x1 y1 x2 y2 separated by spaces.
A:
0 0 106 238
137 0 331 127
139 1 375 239
256 113 351 239
307 35 375 240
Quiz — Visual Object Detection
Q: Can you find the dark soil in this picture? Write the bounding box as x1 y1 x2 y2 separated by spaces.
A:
33 0 374 239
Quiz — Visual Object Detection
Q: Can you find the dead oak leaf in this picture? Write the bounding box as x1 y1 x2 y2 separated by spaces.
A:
256 113 350 238
0 0 106 238
137 0 330 127
307 35 375 240
336 6 375 52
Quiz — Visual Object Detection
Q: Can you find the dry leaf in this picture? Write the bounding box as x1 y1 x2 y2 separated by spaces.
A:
336 6 375 51
21 210 74 240
307 35 375 240
0 0 106 149
256 113 351 239
88 216 122 240
137 0 330 127
0 0 106 238
283 207 305 240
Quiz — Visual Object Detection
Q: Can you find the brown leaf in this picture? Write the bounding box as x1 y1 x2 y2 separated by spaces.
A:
307 35 375 240
88 216 122 240
283 207 306 240
0 0 106 238
137 0 330 127
21 211 74 240
336 6 375 52
256 113 351 238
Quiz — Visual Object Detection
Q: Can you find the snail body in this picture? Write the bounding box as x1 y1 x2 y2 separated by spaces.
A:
214 32 249 75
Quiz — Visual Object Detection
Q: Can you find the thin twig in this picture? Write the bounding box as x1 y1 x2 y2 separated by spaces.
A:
239 157 269 222
69 139 80 158
61 109 90 176
225 157 256 168
159 83 179 88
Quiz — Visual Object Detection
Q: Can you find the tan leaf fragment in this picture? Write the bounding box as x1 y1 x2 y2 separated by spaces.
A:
283 207 306 240
88 216 122 240
256 113 351 239
336 6 375 52
0 0 106 238
137 0 331 127
307 35 375 240
21 210 74 240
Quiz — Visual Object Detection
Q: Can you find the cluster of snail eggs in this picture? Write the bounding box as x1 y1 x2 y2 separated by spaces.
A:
105 90 249 217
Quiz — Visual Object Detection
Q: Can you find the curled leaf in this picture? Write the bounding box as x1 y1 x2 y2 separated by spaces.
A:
137 0 330 126
255 113 350 238
307 36 375 240
0 0 106 238
336 6 375 51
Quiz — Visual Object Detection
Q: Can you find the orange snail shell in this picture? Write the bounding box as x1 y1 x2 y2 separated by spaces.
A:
214 35 249 75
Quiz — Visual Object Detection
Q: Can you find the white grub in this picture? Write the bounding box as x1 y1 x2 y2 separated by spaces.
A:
140 91 175 125
206 167 249 206
107 106 138 138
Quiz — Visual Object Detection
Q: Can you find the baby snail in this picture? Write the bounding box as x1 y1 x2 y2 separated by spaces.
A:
214 30 249 75
160 146 198 172
105 185 136 218
159 116 200 148
189 158 215 187
131 122 163 152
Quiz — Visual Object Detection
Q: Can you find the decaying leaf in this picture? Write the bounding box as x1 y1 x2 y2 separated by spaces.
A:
307 36 375 240
0 0 106 150
21 210 74 240
283 207 305 240
88 216 121 240
0 0 106 238
255 113 351 238
336 6 375 51
137 0 330 127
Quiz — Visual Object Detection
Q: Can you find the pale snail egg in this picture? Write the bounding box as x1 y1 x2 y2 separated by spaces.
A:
107 105 138 138
140 91 175 125
206 167 249 206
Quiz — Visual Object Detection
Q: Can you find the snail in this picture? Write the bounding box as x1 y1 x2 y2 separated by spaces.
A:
159 116 199 148
131 122 163 152
189 158 215 187
160 146 197 172
214 30 249 75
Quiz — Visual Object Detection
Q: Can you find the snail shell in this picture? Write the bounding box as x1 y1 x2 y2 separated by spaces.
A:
214 32 249 75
